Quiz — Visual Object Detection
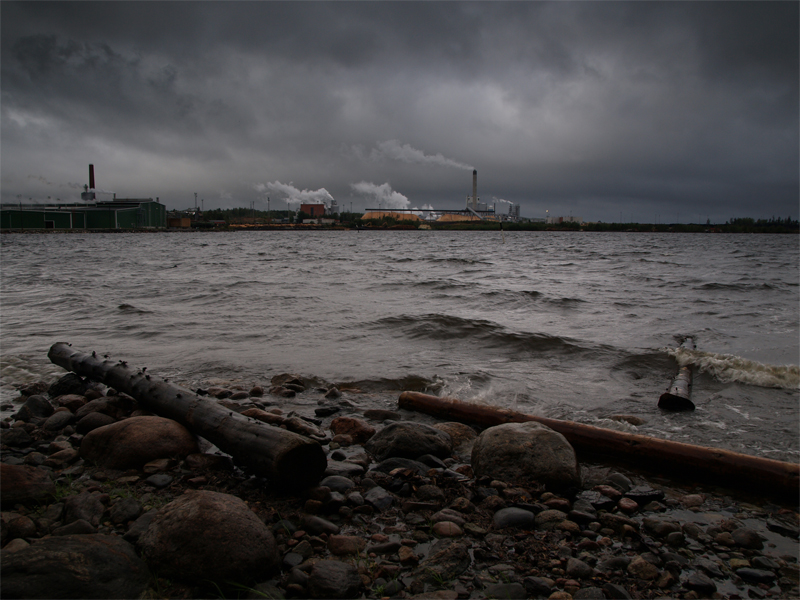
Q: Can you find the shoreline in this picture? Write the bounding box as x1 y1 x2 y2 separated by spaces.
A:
1 226 799 234
2 366 798 599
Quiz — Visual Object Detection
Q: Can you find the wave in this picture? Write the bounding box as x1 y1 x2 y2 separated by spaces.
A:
666 347 799 389
695 282 777 292
479 289 583 309
117 304 152 314
333 375 443 394
370 313 603 357
425 257 491 266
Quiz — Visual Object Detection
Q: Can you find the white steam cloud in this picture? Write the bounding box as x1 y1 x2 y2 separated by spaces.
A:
255 181 334 207
369 140 473 171
351 181 410 209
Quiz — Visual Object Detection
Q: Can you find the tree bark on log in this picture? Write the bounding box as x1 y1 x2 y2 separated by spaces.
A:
658 338 696 411
48 343 327 489
398 391 799 502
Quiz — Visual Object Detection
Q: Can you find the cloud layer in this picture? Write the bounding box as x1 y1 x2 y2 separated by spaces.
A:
1 2 797 222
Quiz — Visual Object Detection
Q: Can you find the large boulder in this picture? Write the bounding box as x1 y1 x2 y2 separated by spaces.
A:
2 534 150 599
364 422 452 461
80 416 198 470
0 464 56 508
471 422 580 490
137 490 279 582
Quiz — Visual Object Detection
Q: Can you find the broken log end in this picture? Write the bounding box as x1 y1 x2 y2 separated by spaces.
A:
658 393 696 411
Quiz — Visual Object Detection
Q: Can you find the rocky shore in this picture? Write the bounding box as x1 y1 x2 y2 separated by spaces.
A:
1 371 798 599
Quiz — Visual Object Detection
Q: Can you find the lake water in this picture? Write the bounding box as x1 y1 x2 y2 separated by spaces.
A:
1 230 797 462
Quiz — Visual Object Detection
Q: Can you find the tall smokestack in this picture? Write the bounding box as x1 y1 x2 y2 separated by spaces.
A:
89 164 95 190
472 169 477 207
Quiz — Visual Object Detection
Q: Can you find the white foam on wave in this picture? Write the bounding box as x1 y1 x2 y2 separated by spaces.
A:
666 347 800 389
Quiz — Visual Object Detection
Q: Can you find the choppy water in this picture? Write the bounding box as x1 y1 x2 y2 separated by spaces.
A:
1 231 798 462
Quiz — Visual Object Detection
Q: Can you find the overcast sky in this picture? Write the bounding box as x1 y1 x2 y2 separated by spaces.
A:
2 1 797 223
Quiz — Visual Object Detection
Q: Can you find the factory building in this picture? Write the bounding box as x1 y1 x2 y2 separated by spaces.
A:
0 164 166 230
299 200 339 217
0 199 167 230
300 203 326 218
545 215 582 225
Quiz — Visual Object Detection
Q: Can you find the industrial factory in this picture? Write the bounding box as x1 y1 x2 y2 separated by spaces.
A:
363 169 522 223
0 165 166 230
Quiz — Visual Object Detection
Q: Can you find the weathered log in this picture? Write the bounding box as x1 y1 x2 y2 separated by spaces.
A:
659 338 696 411
48 343 326 489
398 391 799 501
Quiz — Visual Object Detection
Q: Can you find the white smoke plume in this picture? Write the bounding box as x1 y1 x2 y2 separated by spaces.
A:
492 196 513 207
369 140 473 171
351 181 410 209
255 181 334 207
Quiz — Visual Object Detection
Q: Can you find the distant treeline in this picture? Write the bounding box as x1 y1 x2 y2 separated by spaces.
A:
190 208 798 233
197 208 363 225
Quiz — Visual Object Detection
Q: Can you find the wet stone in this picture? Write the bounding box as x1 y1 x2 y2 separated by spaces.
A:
535 509 567 531
52 518 97 536
731 527 764 549
301 515 340 536
145 474 173 489
736 568 777 584
523 576 554 596
123 509 158 543
573 587 607 599
110 497 142 525
684 570 717 594
320 475 355 493
432 521 462 537
363 486 394 512
2 428 33 447
494 507 535 529
307 559 361 599
43 410 74 431
602 582 632 599
566 557 595 579
624 485 664 504
751 556 779 570
431 508 466 526
766 519 800 539
627 556 659 580
324 461 365 478
694 557 724 578
577 490 616 512
483 582 526 599
282 552 304 570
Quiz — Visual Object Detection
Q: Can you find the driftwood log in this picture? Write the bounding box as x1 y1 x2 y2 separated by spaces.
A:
48 343 327 489
399 391 799 502
658 338 696 411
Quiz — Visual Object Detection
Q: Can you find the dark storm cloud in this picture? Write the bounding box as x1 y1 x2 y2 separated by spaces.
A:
1 1 797 222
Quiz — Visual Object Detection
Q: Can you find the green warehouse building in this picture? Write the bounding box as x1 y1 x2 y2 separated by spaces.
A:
0 198 167 231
